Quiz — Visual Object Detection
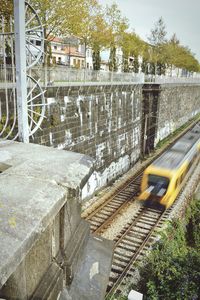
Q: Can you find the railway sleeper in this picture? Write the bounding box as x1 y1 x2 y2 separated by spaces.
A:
100 207 115 213
122 235 144 244
142 213 158 221
113 259 130 268
135 221 155 230
95 211 112 218
140 216 160 223
121 238 143 248
90 215 106 222
114 249 134 259
89 219 102 226
111 266 124 274
113 254 130 264
109 271 119 280
106 203 121 209
116 243 139 252
112 194 127 204
127 230 147 239
90 224 98 230
130 225 152 233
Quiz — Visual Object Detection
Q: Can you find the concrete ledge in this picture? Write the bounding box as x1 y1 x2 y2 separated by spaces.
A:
0 141 94 296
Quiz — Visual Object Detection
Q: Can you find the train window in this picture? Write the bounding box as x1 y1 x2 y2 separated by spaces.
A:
148 175 169 195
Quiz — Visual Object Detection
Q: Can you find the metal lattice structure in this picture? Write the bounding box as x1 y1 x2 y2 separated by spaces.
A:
0 0 46 142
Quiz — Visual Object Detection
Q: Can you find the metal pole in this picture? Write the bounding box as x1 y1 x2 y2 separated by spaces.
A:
143 114 148 155
14 0 29 143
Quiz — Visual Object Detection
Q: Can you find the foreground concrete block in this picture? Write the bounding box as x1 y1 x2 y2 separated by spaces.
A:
0 141 94 299
68 235 114 300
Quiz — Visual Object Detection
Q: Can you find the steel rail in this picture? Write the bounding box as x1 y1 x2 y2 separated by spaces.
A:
106 207 166 298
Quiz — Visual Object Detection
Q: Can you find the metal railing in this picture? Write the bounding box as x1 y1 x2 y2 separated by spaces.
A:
34 66 145 86
0 15 18 140
1 65 200 87
145 74 200 84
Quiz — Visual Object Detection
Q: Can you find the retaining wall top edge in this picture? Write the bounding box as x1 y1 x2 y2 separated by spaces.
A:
0 141 93 287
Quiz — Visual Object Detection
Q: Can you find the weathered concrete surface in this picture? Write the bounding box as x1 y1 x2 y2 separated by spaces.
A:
60 236 114 300
155 84 200 144
1 84 200 199
0 140 93 189
32 84 143 198
0 140 93 298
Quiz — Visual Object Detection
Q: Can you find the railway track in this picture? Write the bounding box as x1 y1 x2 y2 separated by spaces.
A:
84 173 142 234
82 119 200 298
105 206 171 298
83 118 200 235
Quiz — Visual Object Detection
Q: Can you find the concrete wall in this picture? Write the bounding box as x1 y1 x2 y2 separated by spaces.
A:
1 83 200 198
32 84 142 198
31 83 200 198
155 84 200 144
0 142 92 299
0 142 113 300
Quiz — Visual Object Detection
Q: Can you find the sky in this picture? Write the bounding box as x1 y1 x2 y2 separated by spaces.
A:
99 0 200 62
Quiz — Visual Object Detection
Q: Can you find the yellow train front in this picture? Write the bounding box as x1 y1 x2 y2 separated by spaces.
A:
138 123 200 209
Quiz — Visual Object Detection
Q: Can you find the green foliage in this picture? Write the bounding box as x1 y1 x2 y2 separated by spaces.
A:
185 197 200 248
0 114 15 138
135 199 200 300
2 1 199 72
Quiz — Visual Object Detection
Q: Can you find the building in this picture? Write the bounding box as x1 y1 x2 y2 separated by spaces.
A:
50 37 68 65
49 36 93 69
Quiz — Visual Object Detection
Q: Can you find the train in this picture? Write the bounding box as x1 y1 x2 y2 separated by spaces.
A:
138 123 200 209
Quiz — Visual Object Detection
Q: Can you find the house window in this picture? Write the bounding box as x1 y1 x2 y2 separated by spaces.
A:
87 63 89 69
54 45 57 50
73 59 76 66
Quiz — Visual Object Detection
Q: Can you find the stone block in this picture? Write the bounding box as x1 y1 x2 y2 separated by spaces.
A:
25 224 52 298
64 219 90 286
69 235 114 300
0 261 27 300
31 262 63 300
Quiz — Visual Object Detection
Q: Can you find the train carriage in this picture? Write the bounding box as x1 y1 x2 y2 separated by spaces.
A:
138 123 200 209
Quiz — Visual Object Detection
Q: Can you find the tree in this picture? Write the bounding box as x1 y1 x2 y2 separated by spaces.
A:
121 32 145 72
87 8 111 70
148 17 168 75
31 0 98 65
104 3 129 71
0 0 13 22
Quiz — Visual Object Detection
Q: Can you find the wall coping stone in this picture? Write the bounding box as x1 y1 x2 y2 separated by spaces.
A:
0 140 93 288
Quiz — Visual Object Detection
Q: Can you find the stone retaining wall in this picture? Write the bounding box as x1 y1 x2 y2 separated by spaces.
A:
1 83 200 198
0 142 113 300
32 84 142 198
155 84 200 144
